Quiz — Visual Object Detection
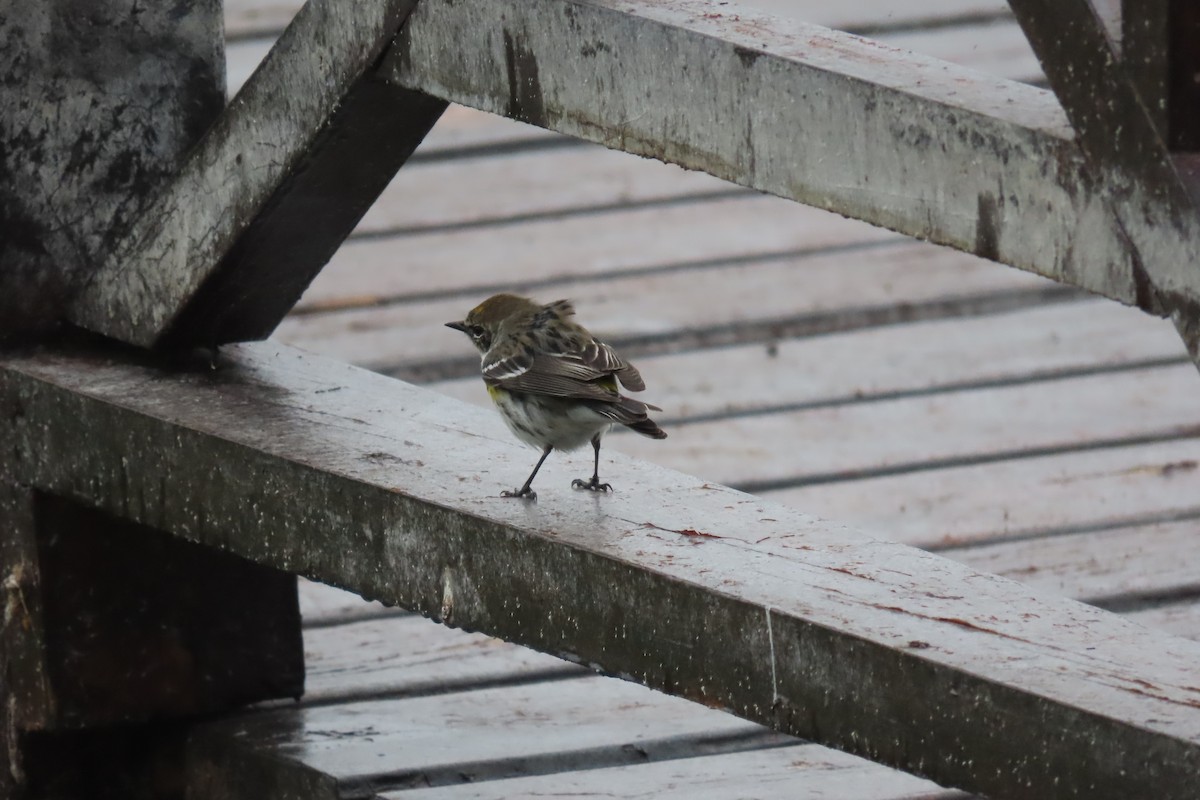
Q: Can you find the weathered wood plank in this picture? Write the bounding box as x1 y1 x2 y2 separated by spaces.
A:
354 142 736 237
292 601 957 799
611 364 1200 489
188 676 784 799
280 239 1055 375
4 341 1200 798
948 519 1200 608
291 194 900 313
880 19 1040 83
428 299 1185 421
71 0 446 349
298 578 391 626
225 16 1039 159
383 0 1156 312
388 745 965 800
1008 0 1200 334
766 439 1200 549
301 614 584 704
1130 601 1200 641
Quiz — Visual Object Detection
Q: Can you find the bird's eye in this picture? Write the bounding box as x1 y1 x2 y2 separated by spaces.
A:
470 325 486 338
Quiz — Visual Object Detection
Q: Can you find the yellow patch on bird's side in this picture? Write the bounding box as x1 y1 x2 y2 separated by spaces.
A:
486 384 505 401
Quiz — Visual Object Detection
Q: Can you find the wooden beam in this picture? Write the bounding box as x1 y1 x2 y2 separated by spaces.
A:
1006 0 1200 358
381 0 1175 315
3 339 1200 799
70 0 447 349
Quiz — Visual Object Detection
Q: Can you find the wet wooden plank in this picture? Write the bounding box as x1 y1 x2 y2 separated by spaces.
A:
1130 602 1200 641
188 676 784 799
948 519 1200 607
291 194 899 313
71 0 446 348
298 579 391 625
6 342 1200 798
766 439 1200 549
301 614 583 704
389 745 965 800
355 142 735 236
279 239 1053 374
611 364 1200 489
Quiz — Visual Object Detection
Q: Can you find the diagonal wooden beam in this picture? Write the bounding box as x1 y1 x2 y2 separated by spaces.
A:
1005 0 1200 351
70 0 447 350
3 339 1200 799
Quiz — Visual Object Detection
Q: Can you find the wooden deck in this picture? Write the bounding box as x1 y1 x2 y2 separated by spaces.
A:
205 0 1200 796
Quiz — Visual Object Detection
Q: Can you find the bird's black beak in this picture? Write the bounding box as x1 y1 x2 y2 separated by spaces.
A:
445 320 468 333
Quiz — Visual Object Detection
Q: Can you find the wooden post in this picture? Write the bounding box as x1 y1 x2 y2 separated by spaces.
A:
0 485 305 797
0 3 307 795
0 0 224 336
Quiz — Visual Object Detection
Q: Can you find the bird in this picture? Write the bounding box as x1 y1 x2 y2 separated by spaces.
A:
446 294 666 500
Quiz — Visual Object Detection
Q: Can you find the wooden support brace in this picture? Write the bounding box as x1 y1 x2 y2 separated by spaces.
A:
2 339 1200 799
70 0 447 350
1006 0 1200 354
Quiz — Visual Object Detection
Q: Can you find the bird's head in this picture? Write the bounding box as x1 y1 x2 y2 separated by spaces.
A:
445 293 540 353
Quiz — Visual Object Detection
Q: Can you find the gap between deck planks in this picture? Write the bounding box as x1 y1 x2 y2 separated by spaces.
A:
287 580 969 798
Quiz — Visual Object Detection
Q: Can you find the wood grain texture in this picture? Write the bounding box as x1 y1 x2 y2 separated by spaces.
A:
427 299 1186 420
188 676 784 799
292 193 899 312
388 744 963 800
71 0 445 348
4 340 1200 798
279 238 1053 374
0 0 223 334
611 364 1200 488
301 614 583 704
382 0 1155 311
768 439 1200 550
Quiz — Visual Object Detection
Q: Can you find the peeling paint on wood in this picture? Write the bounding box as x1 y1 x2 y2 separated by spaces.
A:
2 340 1200 798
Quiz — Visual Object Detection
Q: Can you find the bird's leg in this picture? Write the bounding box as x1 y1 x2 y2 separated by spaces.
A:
503 445 552 501
572 434 613 493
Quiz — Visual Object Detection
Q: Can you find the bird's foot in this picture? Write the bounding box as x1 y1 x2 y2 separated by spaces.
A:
501 487 537 501
572 477 612 493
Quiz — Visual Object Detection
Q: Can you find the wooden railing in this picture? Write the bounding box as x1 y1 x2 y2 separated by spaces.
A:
4 1 1200 798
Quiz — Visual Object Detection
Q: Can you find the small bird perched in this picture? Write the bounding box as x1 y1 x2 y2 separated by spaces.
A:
447 294 667 500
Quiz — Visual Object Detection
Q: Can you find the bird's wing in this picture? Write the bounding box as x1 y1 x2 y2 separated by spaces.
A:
484 351 624 402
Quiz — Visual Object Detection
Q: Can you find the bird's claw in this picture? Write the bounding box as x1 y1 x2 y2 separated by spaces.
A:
572 478 612 493
501 487 537 501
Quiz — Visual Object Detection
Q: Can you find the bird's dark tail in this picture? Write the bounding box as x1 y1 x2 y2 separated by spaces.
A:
593 396 667 439
625 416 668 439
